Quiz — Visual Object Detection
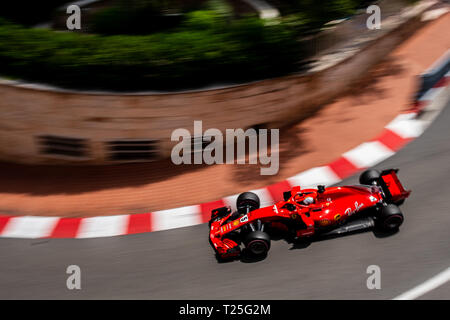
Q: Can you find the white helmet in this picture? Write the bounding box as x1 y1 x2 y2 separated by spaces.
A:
302 196 314 205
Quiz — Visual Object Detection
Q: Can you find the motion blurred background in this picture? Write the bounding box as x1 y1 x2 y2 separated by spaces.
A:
0 0 449 214
0 0 449 300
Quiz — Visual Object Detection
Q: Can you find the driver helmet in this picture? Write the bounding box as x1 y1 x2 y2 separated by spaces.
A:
302 196 314 205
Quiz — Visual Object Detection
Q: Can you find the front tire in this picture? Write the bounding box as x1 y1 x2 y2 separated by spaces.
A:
376 204 404 231
244 231 270 256
236 192 260 213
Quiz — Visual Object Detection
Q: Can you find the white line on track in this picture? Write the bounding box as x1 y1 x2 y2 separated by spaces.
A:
393 267 450 300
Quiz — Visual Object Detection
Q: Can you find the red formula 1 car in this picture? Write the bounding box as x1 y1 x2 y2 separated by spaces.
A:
209 169 411 260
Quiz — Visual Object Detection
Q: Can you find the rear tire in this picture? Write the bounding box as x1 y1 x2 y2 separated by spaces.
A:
244 231 270 256
236 192 260 213
377 204 404 231
359 169 381 185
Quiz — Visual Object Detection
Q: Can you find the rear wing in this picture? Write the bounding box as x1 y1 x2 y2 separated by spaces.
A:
379 169 411 203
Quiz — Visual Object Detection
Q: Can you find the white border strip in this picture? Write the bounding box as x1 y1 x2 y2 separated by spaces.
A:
152 205 202 232
1 216 59 239
76 215 129 238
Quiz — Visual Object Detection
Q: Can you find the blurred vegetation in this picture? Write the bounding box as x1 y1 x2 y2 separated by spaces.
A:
0 0 378 90
90 0 208 35
0 13 300 90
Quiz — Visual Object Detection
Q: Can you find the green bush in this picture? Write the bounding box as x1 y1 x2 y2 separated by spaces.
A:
0 13 301 90
90 0 208 35
90 5 184 35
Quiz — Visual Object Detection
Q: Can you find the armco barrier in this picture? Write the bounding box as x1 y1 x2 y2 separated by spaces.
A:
416 50 450 100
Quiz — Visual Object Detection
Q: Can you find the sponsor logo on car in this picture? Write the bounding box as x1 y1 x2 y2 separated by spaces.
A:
273 205 279 213
345 201 364 217
318 219 331 226
240 215 248 223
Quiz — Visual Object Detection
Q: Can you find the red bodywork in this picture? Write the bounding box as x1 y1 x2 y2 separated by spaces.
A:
379 170 411 203
209 169 410 259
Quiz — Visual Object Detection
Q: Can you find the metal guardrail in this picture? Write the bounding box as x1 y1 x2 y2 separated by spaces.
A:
416 50 450 100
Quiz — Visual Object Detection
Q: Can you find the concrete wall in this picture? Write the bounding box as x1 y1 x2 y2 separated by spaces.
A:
0 1 431 165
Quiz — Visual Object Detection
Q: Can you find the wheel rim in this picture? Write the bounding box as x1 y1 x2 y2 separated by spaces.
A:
384 215 403 229
248 240 268 255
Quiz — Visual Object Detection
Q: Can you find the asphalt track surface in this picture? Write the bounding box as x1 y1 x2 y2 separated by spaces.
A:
0 101 449 300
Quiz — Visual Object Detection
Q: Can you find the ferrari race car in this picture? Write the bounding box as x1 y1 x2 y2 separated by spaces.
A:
209 169 411 260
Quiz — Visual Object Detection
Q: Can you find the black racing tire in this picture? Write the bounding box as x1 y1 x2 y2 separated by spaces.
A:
236 192 260 213
359 169 381 185
244 231 271 256
376 204 404 231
